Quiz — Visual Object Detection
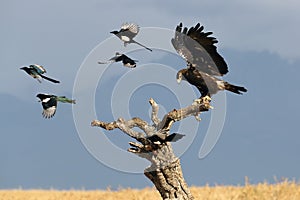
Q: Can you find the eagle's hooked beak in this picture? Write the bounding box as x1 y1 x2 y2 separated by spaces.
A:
176 72 182 84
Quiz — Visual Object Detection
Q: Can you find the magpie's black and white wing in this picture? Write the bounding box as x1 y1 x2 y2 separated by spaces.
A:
36 94 57 118
121 22 140 37
41 98 57 118
172 22 228 76
120 54 137 68
98 53 137 68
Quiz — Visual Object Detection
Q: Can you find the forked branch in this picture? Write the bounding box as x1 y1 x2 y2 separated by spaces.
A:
91 98 211 200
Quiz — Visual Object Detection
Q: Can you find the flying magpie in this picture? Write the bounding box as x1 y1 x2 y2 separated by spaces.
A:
20 64 60 83
98 52 137 68
36 93 76 119
110 23 152 52
147 133 185 145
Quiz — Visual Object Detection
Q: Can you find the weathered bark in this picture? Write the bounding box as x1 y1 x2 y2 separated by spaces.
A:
91 98 211 200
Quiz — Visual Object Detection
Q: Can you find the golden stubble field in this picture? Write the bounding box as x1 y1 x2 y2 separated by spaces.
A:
1 180 300 200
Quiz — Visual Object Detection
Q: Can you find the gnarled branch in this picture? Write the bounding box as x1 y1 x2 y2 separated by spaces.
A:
91 98 210 200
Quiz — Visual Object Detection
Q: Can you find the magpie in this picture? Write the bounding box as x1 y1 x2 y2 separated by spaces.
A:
36 93 76 119
20 64 60 83
98 52 137 68
147 133 185 145
110 23 152 52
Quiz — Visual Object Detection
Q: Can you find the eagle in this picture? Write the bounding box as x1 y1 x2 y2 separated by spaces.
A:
20 64 60 84
36 93 76 119
98 52 137 68
171 22 247 101
110 22 152 52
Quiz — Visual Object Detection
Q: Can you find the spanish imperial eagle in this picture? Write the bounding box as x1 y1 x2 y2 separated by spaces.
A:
171 22 247 100
110 22 152 52
36 93 76 119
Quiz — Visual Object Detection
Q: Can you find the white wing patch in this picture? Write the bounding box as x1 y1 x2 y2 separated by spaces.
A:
121 23 140 34
121 35 130 42
42 106 56 118
124 62 136 68
41 97 51 103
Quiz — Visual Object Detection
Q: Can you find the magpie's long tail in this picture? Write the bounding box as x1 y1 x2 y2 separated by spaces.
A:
40 74 60 84
224 82 247 94
98 60 115 64
132 40 152 52
165 133 185 142
57 96 76 104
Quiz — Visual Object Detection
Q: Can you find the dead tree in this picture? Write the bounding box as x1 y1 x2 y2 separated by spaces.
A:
91 98 211 200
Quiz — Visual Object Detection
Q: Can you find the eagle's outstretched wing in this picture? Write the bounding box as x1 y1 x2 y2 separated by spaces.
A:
172 22 228 76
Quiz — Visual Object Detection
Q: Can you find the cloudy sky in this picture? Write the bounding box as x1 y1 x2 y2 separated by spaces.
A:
1 0 300 189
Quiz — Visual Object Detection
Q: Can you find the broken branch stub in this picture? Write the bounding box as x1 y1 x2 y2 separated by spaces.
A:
91 98 210 200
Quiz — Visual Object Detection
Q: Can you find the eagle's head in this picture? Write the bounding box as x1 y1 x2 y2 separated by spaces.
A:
176 69 186 83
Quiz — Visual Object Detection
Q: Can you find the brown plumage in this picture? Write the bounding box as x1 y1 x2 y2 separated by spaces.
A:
172 22 247 98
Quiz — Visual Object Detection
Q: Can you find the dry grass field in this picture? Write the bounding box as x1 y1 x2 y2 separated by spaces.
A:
1 179 300 200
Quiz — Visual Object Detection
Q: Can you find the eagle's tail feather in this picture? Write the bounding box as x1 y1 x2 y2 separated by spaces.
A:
224 82 247 94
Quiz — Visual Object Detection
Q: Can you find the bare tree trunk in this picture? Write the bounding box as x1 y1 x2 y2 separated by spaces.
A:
91 98 211 200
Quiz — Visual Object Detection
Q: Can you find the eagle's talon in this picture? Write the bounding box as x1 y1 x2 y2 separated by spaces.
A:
194 115 201 121
193 98 202 104
202 95 211 103
173 23 247 106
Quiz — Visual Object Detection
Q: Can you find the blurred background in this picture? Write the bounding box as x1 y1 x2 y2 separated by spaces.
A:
1 0 300 189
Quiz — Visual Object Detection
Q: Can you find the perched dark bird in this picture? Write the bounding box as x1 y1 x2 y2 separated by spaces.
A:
98 52 137 68
147 133 185 145
110 23 152 52
20 64 60 83
36 93 76 119
172 22 247 101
